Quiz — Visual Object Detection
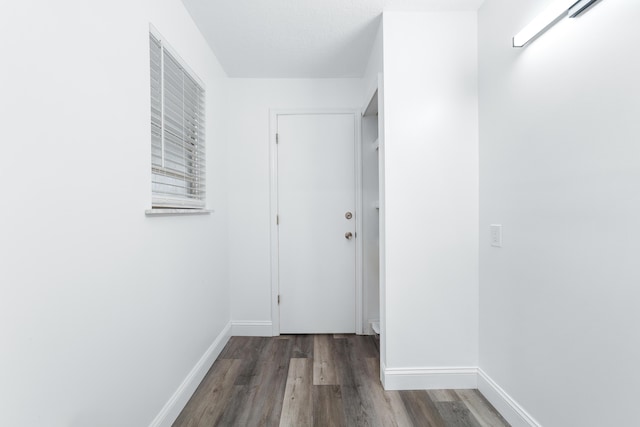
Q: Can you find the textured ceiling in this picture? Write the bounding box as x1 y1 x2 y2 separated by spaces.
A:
180 0 484 78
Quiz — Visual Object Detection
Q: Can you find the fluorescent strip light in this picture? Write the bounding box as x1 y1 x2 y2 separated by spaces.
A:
568 0 599 18
513 0 578 47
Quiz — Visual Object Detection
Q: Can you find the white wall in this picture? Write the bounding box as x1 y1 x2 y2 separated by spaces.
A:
478 1 640 426
226 79 363 332
382 11 479 382
363 19 389 368
363 18 384 102
0 0 230 425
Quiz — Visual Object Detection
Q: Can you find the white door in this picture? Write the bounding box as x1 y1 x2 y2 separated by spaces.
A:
277 113 356 334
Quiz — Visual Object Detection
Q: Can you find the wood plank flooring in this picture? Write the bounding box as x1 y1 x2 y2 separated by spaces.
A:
173 335 510 427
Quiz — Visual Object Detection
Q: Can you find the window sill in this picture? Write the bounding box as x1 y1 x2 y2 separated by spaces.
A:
145 209 213 216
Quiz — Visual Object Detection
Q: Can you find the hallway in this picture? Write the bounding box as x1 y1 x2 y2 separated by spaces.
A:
173 335 509 426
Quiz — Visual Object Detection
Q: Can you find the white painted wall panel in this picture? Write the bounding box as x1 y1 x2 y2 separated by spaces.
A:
478 1 640 426
0 0 229 425
382 11 479 370
363 19 384 103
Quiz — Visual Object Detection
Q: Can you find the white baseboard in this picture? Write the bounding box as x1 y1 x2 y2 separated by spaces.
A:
382 364 478 390
231 320 273 336
149 322 232 427
369 319 380 335
477 369 541 427
364 319 380 335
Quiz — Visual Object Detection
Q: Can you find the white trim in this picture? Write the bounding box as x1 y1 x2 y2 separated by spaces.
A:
477 369 542 427
375 71 387 370
354 112 363 334
378 365 541 427
149 24 205 88
145 209 213 216
231 321 274 337
148 322 231 427
382 365 478 391
269 109 363 336
368 319 380 335
269 111 280 336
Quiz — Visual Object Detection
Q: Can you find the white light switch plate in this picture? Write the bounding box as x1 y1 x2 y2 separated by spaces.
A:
490 224 502 247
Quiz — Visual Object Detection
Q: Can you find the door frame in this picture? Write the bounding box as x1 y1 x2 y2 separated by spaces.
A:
269 109 363 336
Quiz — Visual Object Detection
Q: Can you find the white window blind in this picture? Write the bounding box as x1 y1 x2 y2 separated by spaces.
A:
150 32 206 209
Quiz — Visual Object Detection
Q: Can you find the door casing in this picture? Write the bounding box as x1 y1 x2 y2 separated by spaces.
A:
269 109 363 336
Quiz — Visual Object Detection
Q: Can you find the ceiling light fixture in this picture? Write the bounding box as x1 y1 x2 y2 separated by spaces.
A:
568 0 599 17
513 0 600 48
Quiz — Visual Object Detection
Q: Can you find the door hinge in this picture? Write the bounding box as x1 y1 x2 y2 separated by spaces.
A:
276 214 279 225
278 295 280 304
276 133 279 144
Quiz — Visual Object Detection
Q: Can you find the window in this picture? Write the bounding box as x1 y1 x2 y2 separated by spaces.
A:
149 31 206 209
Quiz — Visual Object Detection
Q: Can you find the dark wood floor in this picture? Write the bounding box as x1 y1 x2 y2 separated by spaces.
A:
173 335 510 427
